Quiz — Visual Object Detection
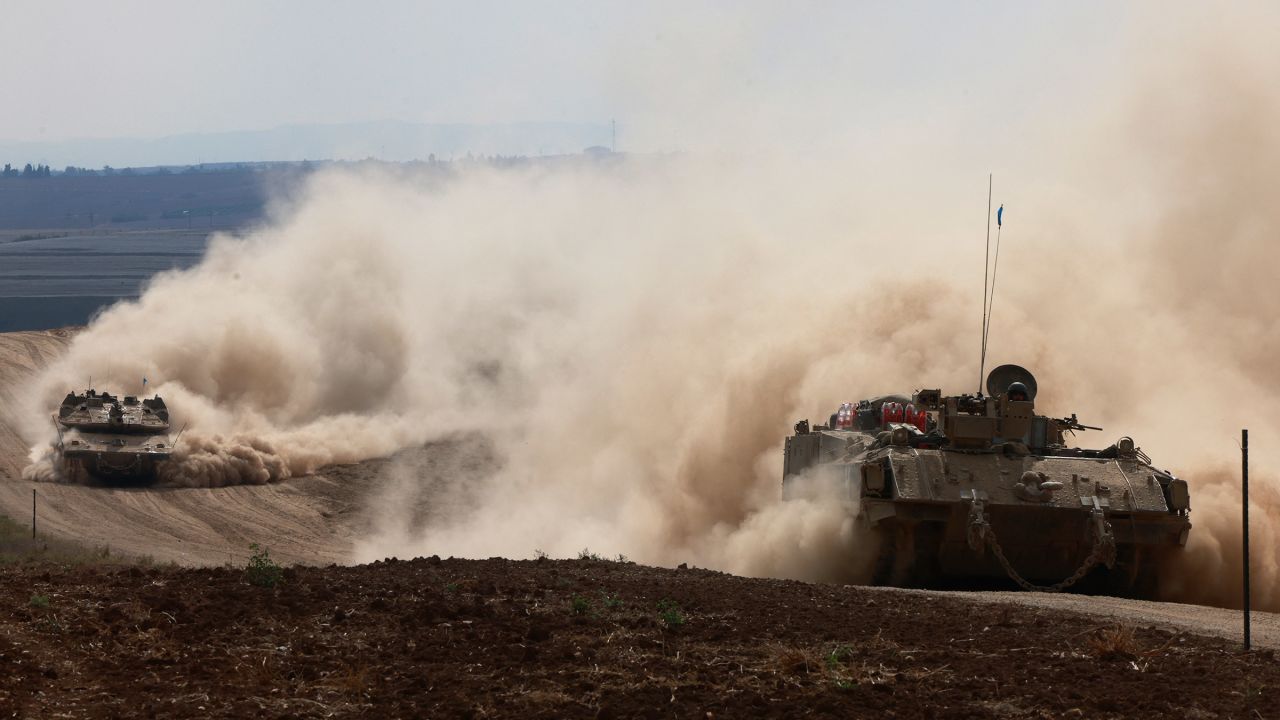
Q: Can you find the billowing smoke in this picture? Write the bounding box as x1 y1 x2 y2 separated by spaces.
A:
16 4 1280 607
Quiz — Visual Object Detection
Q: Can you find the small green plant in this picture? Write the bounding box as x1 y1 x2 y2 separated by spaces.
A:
570 595 591 615
444 582 460 593
29 594 50 609
577 548 602 561
825 645 872 689
245 543 283 588
826 645 853 669
600 592 623 610
657 599 684 629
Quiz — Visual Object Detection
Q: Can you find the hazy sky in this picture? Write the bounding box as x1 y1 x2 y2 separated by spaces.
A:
3 2 1137 149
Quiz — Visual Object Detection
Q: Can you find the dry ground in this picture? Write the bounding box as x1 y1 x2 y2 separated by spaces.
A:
1 557 1276 719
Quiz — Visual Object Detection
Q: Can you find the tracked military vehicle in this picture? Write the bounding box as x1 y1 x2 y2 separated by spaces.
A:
53 388 174 482
783 365 1191 595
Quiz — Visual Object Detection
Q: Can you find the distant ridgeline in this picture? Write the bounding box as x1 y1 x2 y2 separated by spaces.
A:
0 163 293 230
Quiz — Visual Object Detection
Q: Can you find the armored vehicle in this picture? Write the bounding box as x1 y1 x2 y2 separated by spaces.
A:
53 388 174 482
783 365 1191 595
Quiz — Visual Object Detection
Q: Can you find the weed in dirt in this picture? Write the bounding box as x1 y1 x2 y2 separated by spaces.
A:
614 553 630 563
29 594 50 609
244 543 284 588
826 645 853 669
600 592 623 610
819 644 902 689
570 595 591 615
577 548 602 561
534 549 549 560
39 614 65 634
444 582 460 593
1086 624 1141 661
658 599 684 629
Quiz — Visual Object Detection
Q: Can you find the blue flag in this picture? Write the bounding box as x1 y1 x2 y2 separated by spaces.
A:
997 204 1003 228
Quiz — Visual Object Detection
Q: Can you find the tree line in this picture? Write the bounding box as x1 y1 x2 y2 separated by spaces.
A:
1 163 55 178
1 163 138 178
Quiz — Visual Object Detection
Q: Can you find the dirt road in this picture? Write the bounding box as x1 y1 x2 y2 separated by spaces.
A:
884 587 1275 651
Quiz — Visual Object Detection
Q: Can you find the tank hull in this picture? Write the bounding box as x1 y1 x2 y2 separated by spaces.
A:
58 434 172 482
864 500 1186 593
62 449 170 481
785 427 1192 595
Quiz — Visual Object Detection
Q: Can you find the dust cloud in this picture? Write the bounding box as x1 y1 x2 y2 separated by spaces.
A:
17 5 1280 607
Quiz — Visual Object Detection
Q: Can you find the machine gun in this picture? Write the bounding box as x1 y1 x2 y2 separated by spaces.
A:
1054 413 1102 433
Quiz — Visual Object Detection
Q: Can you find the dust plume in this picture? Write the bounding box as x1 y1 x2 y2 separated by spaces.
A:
16 4 1280 608
349 3 1280 602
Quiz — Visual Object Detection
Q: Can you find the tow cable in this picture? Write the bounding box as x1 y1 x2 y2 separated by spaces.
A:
965 494 1116 593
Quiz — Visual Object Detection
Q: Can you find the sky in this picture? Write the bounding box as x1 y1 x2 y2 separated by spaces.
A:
3 2 1130 153
2 2 1273 166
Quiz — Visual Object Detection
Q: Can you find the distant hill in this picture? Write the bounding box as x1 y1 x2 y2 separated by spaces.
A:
0 167 285 230
0 120 613 169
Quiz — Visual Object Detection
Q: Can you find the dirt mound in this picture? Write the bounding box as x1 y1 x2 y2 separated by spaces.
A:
1 557 1274 718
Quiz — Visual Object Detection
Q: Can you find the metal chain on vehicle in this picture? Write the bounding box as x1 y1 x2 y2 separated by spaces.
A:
99 453 142 474
967 499 1117 593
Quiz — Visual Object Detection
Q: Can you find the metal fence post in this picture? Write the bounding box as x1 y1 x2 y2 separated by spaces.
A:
1242 428 1250 651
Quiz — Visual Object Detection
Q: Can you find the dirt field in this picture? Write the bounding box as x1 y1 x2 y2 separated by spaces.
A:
1 557 1275 719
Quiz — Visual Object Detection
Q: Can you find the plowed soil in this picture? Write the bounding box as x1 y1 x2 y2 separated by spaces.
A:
1 557 1275 719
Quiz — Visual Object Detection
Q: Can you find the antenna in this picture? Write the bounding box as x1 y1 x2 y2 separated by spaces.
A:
983 203 1005 372
979 174 992 394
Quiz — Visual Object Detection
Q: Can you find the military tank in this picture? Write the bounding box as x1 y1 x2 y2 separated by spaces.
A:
782 365 1191 595
53 388 174 482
